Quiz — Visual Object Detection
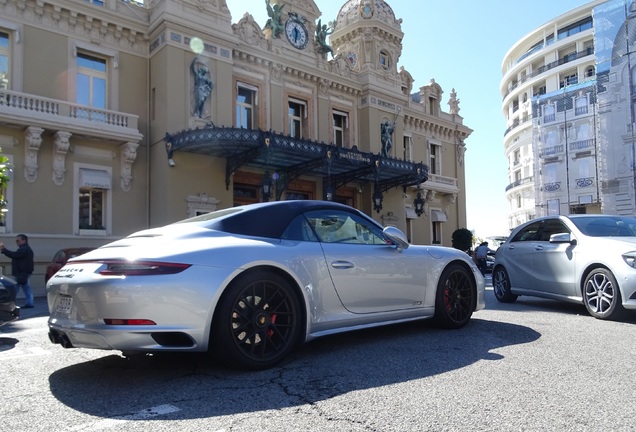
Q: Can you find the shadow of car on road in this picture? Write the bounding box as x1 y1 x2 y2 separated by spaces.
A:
484 289 636 324
47 318 540 419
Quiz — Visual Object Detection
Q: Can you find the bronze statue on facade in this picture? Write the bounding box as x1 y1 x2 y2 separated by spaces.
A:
264 0 285 38
315 19 334 55
381 120 395 157
190 57 213 118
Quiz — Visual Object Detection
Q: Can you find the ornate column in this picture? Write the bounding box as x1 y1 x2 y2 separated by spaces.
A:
120 141 139 192
52 131 72 186
24 126 44 183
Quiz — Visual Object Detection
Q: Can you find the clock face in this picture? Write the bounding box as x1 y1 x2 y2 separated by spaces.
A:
285 20 309 49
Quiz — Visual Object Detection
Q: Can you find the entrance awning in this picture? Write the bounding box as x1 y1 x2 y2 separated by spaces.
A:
79 168 111 190
431 210 447 222
165 126 428 201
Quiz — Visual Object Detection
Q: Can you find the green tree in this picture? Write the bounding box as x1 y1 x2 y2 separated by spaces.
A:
451 228 473 252
0 148 11 225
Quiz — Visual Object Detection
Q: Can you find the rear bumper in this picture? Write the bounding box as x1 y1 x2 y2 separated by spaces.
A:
0 303 20 326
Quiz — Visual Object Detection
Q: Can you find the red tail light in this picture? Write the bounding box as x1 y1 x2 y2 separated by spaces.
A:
104 319 156 325
93 261 191 276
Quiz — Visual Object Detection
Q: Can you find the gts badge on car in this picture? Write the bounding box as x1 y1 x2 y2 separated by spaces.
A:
55 267 85 279
412 301 423 306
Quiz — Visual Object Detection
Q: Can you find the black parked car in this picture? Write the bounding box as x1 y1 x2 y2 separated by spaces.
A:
0 275 19 326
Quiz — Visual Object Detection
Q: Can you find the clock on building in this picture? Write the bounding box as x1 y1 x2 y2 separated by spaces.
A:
285 16 309 49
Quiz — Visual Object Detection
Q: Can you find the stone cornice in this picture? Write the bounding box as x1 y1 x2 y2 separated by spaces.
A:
403 114 473 140
0 0 149 55
233 49 361 97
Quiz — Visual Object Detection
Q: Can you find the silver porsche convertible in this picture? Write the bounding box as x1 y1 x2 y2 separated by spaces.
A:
47 201 485 369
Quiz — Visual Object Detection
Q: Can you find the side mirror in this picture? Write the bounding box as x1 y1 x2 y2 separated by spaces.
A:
383 226 409 251
550 232 576 245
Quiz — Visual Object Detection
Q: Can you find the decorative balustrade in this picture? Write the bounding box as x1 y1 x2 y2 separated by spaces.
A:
427 174 458 188
569 139 594 151
505 176 534 192
539 145 564 157
0 88 139 134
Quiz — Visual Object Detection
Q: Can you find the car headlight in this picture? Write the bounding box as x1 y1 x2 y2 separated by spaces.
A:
622 252 636 268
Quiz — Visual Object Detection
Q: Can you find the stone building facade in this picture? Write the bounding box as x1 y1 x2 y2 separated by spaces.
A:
0 0 472 295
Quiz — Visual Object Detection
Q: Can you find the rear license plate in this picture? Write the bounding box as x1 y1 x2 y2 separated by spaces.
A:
56 295 73 314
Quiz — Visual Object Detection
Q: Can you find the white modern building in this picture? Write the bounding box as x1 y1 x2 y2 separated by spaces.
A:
500 1 605 230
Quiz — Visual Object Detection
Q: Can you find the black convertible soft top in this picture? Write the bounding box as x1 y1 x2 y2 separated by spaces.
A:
201 200 363 239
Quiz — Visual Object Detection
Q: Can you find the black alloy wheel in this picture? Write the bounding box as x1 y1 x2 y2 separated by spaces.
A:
583 268 625 320
492 266 518 303
213 271 301 370
434 264 476 329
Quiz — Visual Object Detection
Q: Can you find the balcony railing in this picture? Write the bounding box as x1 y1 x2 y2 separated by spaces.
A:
503 46 594 100
575 106 588 115
539 145 564 157
427 174 459 194
505 176 534 192
570 139 594 151
0 89 141 140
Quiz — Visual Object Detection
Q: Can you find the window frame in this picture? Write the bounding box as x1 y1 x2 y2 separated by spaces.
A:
0 19 23 91
76 52 107 109
74 163 112 236
68 41 119 111
0 154 14 232
332 109 349 148
236 82 259 129
403 135 413 162
432 221 442 244
0 30 9 89
288 97 308 139
429 140 442 175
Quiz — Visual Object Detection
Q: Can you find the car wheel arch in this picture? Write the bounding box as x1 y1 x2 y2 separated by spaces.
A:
580 264 626 320
211 264 308 345
579 264 612 298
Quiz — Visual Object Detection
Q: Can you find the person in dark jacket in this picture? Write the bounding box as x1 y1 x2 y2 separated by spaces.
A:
0 234 35 308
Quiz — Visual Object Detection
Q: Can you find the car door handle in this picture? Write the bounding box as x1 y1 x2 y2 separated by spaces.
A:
534 245 544 251
331 261 354 269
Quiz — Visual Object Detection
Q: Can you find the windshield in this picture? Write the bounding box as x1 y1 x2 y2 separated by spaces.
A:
571 216 636 237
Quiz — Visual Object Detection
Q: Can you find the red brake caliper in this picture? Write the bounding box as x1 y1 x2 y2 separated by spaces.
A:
267 314 277 338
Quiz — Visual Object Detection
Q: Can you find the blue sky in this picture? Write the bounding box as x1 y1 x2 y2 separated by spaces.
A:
226 0 591 238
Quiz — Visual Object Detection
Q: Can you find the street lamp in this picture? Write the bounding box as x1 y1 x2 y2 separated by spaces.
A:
262 171 272 202
373 187 383 213
324 184 333 201
414 191 425 217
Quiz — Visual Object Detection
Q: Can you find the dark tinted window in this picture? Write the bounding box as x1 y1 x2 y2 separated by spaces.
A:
538 219 570 241
510 221 542 242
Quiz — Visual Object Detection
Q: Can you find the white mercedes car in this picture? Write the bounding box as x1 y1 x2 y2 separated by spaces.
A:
493 214 636 320
47 200 485 369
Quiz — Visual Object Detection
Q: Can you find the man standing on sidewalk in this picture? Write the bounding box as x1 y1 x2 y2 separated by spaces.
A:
0 234 34 308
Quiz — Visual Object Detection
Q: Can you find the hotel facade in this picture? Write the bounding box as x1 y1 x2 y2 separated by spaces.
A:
501 0 636 231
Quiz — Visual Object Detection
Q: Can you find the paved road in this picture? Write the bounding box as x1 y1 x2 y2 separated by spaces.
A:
1 289 636 432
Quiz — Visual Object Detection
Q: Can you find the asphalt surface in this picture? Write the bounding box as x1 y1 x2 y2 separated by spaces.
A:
3 285 636 431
